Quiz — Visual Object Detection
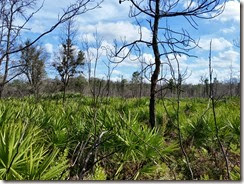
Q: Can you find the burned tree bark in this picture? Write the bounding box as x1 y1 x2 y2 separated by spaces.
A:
149 0 161 127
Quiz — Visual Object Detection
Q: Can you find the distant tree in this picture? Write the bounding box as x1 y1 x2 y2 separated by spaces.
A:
131 71 140 97
119 76 127 98
53 19 85 103
4 79 29 97
200 76 209 98
69 75 87 95
19 40 47 99
204 78 209 98
213 77 219 97
103 55 119 100
132 71 140 84
168 78 175 94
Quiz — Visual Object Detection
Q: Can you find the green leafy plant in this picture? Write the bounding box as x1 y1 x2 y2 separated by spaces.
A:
0 122 69 180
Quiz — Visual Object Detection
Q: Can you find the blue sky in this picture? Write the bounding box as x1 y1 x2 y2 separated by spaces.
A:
20 0 240 84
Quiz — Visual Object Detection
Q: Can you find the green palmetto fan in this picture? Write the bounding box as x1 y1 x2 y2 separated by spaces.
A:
0 122 69 180
111 112 178 180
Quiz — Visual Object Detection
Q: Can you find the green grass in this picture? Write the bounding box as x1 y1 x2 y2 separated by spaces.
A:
0 95 240 180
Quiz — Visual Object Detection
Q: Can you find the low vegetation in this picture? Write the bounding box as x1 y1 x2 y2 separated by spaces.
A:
0 94 240 180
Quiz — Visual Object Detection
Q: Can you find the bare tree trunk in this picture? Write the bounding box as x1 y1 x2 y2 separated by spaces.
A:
149 0 160 128
176 70 194 180
209 40 230 180
149 78 157 128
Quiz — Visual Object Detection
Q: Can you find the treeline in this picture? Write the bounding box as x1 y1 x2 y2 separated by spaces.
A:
3 75 240 99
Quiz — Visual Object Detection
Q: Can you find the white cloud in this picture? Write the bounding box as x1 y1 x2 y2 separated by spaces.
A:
221 26 236 34
45 43 53 53
76 1 131 24
80 33 96 43
79 21 151 43
199 37 233 51
184 49 240 84
218 49 239 63
183 1 198 9
112 70 122 75
215 0 240 22
188 66 239 84
187 68 209 84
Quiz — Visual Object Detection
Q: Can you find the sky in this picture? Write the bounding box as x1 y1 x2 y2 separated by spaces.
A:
19 0 240 84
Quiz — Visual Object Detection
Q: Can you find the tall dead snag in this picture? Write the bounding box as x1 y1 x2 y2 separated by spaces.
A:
82 33 111 176
161 52 193 179
175 57 193 179
82 32 104 105
0 0 103 98
103 55 118 101
116 0 225 128
209 40 230 180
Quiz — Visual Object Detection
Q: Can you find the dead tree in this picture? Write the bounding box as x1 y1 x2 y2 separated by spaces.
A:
174 56 193 179
82 31 104 152
208 40 230 180
0 0 103 98
116 0 226 128
161 52 193 179
82 32 113 175
82 32 104 105
103 54 119 100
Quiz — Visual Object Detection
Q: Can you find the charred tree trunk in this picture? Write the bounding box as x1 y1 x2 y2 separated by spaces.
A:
149 0 160 128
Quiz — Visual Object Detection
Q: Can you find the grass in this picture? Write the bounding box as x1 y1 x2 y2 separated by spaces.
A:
0 95 240 180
